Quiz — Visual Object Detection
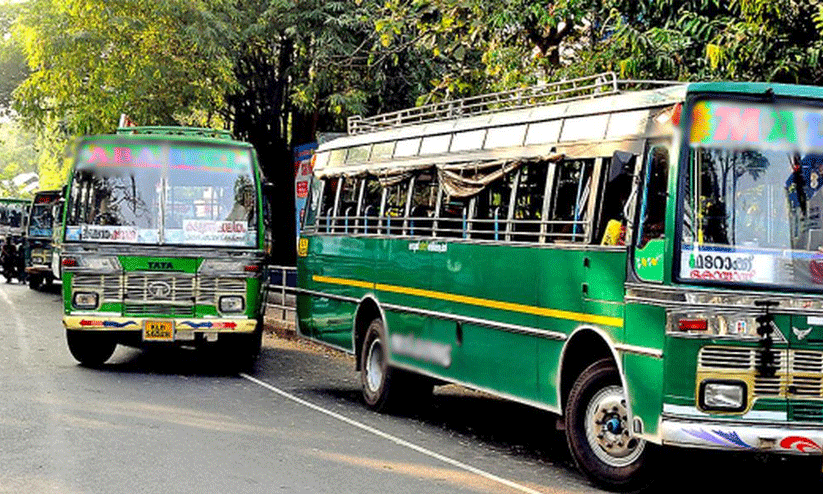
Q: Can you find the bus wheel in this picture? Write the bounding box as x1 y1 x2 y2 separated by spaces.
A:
28 274 42 290
565 359 654 491
66 330 116 367
360 318 402 412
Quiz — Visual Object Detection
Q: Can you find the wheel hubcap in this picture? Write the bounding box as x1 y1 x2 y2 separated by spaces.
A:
585 385 645 467
365 339 384 393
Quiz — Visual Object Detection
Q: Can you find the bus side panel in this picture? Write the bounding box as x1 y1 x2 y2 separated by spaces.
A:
302 234 373 351
427 243 540 401
623 303 667 437
375 237 439 374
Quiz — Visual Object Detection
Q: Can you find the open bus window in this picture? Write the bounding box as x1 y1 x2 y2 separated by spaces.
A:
381 180 409 235
437 192 470 238
597 152 635 245
303 177 325 232
317 177 338 233
361 176 382 234
511 160 550 242
547 159 593 243
636 147 669 249
408 172 437 236
473 170 515 241
334 177 359 233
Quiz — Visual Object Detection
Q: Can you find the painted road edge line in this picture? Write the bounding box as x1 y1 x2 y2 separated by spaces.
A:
240 373 546 494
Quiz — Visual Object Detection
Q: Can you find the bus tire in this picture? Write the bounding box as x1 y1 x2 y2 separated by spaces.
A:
565 359 655 491
28 274 42 290
360 318 402 412
66 330 116 367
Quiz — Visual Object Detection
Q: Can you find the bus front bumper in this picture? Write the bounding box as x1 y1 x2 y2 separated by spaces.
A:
660 416 823 455
63 315 258 341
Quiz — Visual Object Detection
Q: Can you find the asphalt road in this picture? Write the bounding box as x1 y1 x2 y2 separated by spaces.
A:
1 280 822 494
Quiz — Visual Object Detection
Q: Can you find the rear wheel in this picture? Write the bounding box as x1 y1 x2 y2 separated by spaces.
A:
360 318 432 412
565 359 655 491
66 330 117 367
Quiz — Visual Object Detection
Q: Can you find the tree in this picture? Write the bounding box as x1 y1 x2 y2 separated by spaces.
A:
12 0 235 136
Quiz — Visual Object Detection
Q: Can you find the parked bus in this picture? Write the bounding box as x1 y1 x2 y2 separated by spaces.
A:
297 72 823 489
24 189 63 289
61 127 270 368
0 197 29 240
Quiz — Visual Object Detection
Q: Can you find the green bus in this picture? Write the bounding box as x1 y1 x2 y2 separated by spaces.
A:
24 189 63 290
297 72 823 489
61 127 270 368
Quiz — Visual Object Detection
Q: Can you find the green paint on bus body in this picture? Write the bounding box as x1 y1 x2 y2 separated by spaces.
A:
298 79 823 484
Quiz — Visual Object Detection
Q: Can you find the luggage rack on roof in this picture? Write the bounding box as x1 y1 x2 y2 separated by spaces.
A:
347 72 684 135
116 126 234 140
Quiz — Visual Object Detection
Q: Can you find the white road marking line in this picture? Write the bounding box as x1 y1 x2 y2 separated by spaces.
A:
240 373 546 494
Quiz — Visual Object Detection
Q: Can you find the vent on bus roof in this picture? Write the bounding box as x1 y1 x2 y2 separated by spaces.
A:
116 126 233 140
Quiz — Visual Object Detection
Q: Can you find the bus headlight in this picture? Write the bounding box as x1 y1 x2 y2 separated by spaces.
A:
72 292 99 310
219 295 245 313
699 380 747 412
77 256 121 273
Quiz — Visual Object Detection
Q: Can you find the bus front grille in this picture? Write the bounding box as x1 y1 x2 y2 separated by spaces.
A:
72 273 123 303
124 272 195 316
196 276 247 305
698 346 823 401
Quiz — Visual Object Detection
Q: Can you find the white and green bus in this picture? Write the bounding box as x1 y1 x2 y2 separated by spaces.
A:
61 127 270 368
297 72 823 489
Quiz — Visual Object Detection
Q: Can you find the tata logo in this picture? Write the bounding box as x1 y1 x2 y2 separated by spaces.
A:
147 281 172 299
148 261 174 270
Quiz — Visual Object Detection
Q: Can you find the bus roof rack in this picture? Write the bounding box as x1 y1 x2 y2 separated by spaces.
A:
347 72 684 135
116 126 233 140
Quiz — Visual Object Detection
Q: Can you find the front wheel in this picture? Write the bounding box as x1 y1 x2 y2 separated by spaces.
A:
565 359 655 491
66 330 117 367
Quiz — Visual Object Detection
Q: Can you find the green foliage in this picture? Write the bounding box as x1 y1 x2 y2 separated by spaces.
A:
12 0 236 136
0 120 41 197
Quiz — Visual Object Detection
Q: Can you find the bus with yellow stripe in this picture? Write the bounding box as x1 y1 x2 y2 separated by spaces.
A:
296 73 823 488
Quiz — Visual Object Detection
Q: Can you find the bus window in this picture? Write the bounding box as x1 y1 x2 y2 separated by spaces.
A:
437 191 471 238
381 180 409 235
303 178 324 232
597 152 636 245
511 160 549 242
360 176 381 234
335 177 359 233
408 171 437 237
319 177 338 233
547 159 594 242
636 147 669 249
473 171 515 241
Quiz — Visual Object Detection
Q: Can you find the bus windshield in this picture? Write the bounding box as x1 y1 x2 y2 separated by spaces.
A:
64 140 257 247
27 204 54 238
679 98 823 290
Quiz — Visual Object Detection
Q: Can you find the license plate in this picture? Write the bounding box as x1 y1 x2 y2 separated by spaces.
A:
143 320 174 341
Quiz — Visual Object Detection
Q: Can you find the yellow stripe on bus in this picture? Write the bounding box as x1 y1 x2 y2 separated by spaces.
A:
312 275 623 328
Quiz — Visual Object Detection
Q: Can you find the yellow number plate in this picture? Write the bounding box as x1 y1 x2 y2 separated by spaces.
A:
143 321 174 341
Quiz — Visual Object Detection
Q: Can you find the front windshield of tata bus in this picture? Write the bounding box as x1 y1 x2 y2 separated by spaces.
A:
679 97 823 291
64 139 258 248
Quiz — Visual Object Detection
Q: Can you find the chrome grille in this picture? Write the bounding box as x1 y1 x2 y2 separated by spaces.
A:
196 276 247 305
698 347 753 370
124 272 195 316
72 273 122 303
699 346 823 400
